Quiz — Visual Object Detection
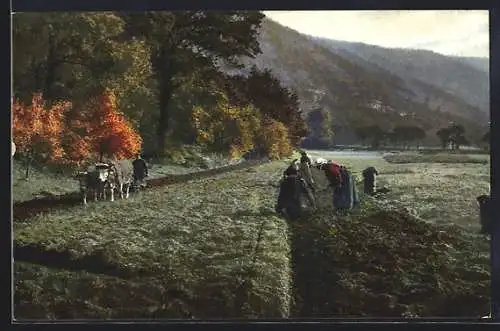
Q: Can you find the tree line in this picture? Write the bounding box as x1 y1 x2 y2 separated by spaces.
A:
354 122 490 150
12 11 308 170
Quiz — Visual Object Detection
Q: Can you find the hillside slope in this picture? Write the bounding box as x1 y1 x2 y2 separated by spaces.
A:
233 19 489 145
314 38 489 118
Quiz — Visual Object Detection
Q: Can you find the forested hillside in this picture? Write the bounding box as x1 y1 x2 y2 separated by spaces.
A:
234 18 489 147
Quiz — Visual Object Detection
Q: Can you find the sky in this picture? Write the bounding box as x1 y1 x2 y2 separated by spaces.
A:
263 10 489 58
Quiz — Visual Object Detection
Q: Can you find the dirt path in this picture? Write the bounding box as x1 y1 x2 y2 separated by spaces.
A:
13 160 267 222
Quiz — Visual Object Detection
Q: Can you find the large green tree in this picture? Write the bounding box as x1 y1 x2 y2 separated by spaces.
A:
306 108 333 147
355 125 386 149
121 11 265 155
436 123 468 150
13 13 151 108
436 127 451 149
392 125 426 149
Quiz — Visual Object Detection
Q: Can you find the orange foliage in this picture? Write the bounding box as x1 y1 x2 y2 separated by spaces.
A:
13 91 143 168
12 93 69 163
259 119 293 160
70 90 142 161
59 132 93 167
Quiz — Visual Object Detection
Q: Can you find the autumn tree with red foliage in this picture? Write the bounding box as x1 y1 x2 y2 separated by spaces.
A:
12 93 69 178
68 90 142 163
13 91 143 172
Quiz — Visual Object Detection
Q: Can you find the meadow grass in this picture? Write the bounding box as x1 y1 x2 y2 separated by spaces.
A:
14 151 492 318
14 161 293 319
12 161 80 202
308 151 490 229
12 160 211 203
383 153 489 165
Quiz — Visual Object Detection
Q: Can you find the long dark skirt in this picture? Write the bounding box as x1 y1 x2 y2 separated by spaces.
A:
335 171 357 213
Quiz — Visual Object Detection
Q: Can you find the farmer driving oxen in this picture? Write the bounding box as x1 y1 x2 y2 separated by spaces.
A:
132 153 149 190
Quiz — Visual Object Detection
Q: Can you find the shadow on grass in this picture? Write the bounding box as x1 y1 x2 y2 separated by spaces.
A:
288 214 345 317
229 207 278 218
14 243 162 279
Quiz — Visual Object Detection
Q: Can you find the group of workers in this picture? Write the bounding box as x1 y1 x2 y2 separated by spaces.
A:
275 151 379 221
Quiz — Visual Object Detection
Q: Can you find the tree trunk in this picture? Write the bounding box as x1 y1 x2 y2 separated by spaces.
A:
25 149 33 179
157 82 174 157
43 31 58 103
152 43 178 157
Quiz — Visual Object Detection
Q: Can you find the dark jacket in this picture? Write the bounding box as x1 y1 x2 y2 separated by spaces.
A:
132 158 148 181
276 175 314 219
283 160 299 178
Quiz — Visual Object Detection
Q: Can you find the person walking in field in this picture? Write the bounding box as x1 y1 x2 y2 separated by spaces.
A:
132 153 149 190
276 166 316 221
362 166 378 195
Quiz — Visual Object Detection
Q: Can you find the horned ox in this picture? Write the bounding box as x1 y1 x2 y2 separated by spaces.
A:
74 163 111 205
105 159 134 201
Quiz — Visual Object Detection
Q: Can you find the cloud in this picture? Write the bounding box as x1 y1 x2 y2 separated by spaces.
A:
263 10 489 57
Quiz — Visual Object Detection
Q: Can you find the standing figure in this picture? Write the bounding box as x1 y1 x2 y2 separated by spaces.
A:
132 153 149 191
362 166 378 195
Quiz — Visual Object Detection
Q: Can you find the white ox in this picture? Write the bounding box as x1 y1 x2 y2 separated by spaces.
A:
105 159 134 201
74 163 112 205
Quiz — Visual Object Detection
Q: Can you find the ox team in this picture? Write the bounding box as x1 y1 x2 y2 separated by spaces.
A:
75 154 149 205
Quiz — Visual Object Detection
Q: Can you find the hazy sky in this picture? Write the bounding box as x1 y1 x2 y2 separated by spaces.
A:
263 10 489 58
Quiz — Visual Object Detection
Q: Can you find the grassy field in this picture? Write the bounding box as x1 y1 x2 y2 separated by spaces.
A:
12 160 211 203
13 151 492 319
14 161 293 319
308 151 490 229
383 152 489 165
12 161 80 202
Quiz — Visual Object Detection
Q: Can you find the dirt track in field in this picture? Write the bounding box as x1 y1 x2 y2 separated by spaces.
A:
13 159 270 291
13 160 267 222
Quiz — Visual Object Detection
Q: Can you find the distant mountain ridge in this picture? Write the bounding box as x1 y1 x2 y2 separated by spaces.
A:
231 18 489 145
452 56 489 73
312 38 489 116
